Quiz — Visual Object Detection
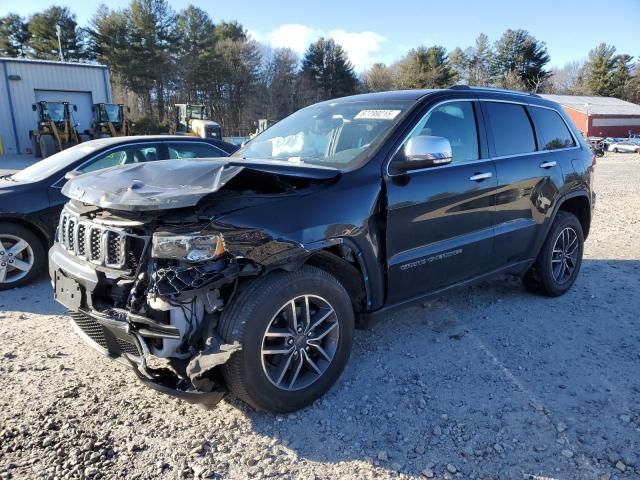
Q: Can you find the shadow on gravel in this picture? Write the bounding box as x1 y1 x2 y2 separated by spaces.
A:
0 278 65 316
232 258 640 479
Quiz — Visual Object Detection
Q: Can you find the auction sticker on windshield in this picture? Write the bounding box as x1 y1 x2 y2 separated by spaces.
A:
354 109 401 120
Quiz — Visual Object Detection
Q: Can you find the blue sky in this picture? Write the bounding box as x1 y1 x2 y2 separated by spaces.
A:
3 0 639 71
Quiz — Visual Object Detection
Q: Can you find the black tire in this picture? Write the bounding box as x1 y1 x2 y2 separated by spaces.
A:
523 211 584 297
218 266 354 412
31 136 41 158
613 148 619 153
0 223 46 290
39 134 56 159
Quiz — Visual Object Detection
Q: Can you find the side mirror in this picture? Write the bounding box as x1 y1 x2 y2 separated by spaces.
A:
73 105 78 112
65 170 80 180
32 104 36 111
392 136 452 173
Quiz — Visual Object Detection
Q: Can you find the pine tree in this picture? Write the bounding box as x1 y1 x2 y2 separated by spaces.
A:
27 6 86 61
395 45 455 89
585 44 617 96
492 29 550 91
300 38 359 102
0 14 30 57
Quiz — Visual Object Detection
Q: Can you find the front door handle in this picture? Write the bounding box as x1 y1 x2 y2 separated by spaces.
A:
469 172 493 182
539 160 557 169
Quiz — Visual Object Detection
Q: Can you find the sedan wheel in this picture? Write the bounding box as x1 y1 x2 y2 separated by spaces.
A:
0 224 46 290
0 234 35 284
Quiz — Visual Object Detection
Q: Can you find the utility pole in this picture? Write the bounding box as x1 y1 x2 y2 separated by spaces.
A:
56 24 64 62
584 103 591 137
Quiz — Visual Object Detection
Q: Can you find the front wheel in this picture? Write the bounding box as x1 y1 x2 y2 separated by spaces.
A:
523 211 584 297
218 266 354 412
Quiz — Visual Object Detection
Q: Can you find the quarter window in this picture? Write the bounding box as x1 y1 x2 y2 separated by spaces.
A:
485 102 536 156
404 101 479 164
530 107 576 150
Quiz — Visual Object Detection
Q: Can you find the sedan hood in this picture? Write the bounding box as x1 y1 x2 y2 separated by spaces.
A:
62 158 340 211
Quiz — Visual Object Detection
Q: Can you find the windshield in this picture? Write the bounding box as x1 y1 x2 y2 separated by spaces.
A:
12 141 106 183
43 103 65 122
102 104 121 123
233 100 413 169
187 106 206 119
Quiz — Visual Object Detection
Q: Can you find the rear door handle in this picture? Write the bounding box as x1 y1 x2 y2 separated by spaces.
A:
539 160 557 169
469 172 493 182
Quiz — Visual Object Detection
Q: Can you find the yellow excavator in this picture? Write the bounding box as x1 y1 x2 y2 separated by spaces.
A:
30 101 88 158
88 103 132 138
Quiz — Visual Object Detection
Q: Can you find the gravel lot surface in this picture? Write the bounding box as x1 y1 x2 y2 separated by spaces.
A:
1 152 639 480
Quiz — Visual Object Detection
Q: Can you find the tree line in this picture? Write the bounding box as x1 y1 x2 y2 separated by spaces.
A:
1 2 639 135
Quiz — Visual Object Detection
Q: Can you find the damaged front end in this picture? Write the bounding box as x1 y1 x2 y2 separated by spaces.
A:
49 202 260 406
50 158 341 405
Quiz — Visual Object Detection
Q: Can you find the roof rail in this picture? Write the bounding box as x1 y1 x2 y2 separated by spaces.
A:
449 84 540 98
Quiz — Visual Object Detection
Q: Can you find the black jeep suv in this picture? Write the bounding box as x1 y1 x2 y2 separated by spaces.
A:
49 87 595 412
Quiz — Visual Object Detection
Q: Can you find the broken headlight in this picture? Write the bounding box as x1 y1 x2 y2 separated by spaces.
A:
151 233 225 262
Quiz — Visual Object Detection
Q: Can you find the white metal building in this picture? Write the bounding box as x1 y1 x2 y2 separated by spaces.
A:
0 58 111 155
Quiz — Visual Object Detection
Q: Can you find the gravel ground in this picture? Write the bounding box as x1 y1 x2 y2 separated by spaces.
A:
1 152 639 480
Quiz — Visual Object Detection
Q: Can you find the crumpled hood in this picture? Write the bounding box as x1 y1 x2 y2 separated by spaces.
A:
62 158 340 211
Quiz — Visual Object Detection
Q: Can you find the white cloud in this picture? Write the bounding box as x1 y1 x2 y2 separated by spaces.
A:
250 23 387 72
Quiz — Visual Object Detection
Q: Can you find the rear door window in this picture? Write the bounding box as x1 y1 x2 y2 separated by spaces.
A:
78 145 159 173
167 142 226 159
485 102 536 156
529 107 576 150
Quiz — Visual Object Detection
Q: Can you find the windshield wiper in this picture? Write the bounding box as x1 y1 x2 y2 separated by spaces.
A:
0 174 16 182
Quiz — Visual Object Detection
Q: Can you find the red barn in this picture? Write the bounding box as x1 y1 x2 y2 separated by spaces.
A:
541 94 640 138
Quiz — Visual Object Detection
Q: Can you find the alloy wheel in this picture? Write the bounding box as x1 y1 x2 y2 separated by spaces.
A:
261 294 340 391
0 235 34 284
551 227 579 284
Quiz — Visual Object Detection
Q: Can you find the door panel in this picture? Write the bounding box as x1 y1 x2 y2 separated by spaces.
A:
385 99 497 303
481 101 566 266
492 153 563 265
385 161 498 303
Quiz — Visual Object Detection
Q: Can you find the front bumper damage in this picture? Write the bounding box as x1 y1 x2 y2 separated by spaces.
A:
49 243 244 406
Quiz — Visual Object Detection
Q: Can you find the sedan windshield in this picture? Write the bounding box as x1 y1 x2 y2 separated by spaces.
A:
233 100 413 169
12 141 107 183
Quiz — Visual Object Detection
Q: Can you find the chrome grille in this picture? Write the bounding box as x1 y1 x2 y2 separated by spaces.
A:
58 209 128 269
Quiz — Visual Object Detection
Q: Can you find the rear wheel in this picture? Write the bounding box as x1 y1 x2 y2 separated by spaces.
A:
0 224 46 290
39 134 56 158
523 211 584 297
218 266 354 412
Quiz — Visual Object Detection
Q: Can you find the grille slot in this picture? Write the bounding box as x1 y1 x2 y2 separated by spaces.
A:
58 209 128 269
76 224 86 256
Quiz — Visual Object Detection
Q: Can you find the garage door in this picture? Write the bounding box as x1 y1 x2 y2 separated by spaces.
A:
34 90 94 134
